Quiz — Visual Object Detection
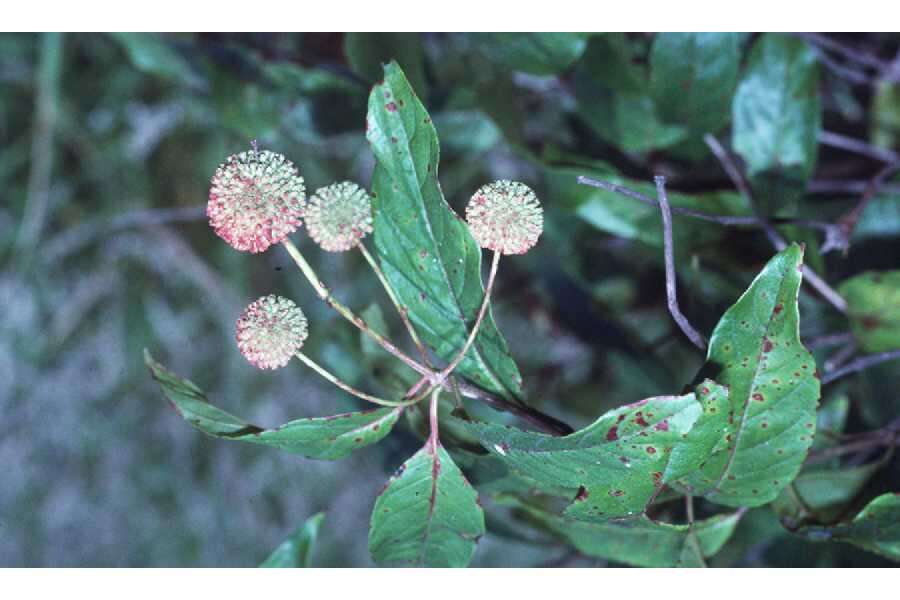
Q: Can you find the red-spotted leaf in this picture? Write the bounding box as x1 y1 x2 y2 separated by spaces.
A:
515 499 743 567
368 442 485 567
145 350 400 460
683 244 820 506
799 493 900 562
839 270 900 353
366 61 524 401
470 381 729 521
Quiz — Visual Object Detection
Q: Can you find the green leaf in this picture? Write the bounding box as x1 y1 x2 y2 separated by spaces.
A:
773 463 882 523
144 350 400 460
515 499 742 567
813 394 849 450
574 35 687 153
731 34 821 209
109 33 201 86
853 190 900 242
366 61 523 400
871 80 900 149
433 110 501 156
260 512 325 568
838 271 900 353
472 33 589 76
470 381 730 521
800 493 900 562
685 245 821 506
649 33 743 145
344 33 428 96
368 442 485 567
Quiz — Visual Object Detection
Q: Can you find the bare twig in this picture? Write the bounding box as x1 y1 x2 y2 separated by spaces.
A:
810 45 873 85
654 176 707 351
824 339 858 373
703 134 849 314
796 33 889 73
836 161 900 245
805 417 900 467
805 331 854 351
818 131 900 163
577 176 836 231
821 349 900 385
808 179 900 195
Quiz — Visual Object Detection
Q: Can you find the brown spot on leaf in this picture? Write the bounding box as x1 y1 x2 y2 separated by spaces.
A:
606 425 619 441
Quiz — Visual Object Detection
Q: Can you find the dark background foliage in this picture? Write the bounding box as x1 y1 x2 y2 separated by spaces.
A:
2 32 899 566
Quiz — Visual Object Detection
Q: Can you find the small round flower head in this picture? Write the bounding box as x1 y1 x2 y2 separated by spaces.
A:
207 149 306 253
236 295 309 370
466 180 543 255
304 181 374 252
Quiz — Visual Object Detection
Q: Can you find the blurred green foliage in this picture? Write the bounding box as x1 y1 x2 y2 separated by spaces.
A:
2 32 900 567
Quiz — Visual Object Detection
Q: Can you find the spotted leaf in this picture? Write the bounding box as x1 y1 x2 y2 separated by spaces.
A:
684 244 820 506
368 442 485 567
145 350 400 460
798 493 900 562
470 381 729 521
514 498 743 567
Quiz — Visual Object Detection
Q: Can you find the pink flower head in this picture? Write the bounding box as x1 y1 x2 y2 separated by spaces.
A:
304 181 374 252
466 180 543 255
207 149 306 253
236 295 309 370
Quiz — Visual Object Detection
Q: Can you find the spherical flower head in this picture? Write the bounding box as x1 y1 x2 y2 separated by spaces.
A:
466 180 543 255
207 149 307 253
304 181 374 252
236 295 309 370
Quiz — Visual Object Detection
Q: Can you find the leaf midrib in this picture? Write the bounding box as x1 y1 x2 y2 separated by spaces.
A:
710 260 794 493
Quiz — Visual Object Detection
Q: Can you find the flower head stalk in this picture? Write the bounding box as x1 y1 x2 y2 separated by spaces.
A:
406 181 543 398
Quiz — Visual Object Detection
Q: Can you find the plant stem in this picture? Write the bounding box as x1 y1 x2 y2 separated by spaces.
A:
282 238 431 379
821 349 900 385
703 134 848 314
685 495 707 568
357 242 432 366
439 251 502 380
295 352 420 408
404 251 502 398
283 241 576 436
654 176 707 351
428 387 441 448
